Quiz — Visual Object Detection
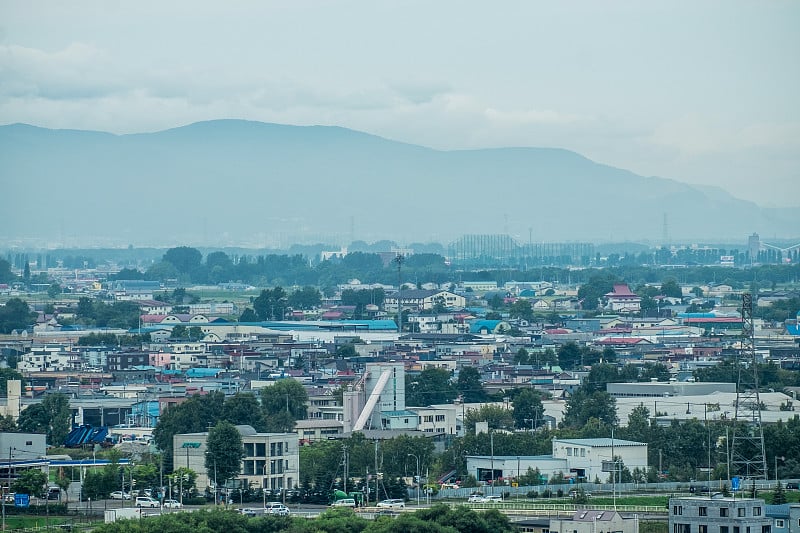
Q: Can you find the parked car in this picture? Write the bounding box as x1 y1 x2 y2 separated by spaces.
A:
162 499 182 509
110 491 131 500
786 483 799 490
467 493 484 503
376 499 405 509
135 496 159 508
483 495 503 503
265 502 290 516
689 485 710 494
330 498 356 508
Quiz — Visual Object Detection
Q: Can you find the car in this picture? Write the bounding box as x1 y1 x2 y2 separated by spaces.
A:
265 502 290 516
483 495 503 503
376 499 405 509
135 496 160 508
786 483 799 490
110 491 131 500
440 483 459 490
467 493 485 503
689 485 710 494
162 499 182 509
330 498 356 507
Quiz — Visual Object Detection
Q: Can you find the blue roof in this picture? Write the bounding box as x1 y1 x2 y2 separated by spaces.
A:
786 324 800 336
186 367 225 378
470 320 502 333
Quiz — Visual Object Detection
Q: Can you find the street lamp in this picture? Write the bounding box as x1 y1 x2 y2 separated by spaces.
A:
407 454 420 506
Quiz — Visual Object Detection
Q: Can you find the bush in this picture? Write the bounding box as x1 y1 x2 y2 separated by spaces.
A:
542 489 552 498
557 489 564 498
527 491 539 498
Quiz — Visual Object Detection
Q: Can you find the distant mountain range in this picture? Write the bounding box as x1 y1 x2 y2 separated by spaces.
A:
1 119 797 248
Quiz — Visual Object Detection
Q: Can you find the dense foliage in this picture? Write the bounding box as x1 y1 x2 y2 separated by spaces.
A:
92 505 514 533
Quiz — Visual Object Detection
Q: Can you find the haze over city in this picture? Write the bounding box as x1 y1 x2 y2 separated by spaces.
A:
1 1 799 247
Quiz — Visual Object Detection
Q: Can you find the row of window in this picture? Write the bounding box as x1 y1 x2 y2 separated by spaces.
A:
673 506 761 518
242 442 288 458
673 524 770 533
565 447 586 457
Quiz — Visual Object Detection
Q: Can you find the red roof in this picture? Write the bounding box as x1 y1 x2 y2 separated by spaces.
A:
605 284 637 297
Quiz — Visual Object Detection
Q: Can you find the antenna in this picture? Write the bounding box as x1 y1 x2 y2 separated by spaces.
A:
729 293 767 482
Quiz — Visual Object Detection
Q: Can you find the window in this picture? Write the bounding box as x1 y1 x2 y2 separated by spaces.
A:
699 507 708 516
761 527 769 533
774 520 784 528
733 527 740 533
720 509 729 517
754 508 761 516
673 506 683 516
435 415 445 422
738 508 746 517
700 525 708 533
721 527 729 533
581 449 586 457
567 448 573 456
424 415 433 423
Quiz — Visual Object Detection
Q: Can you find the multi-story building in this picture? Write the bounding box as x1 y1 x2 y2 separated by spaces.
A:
173 425 298 494
669 496 772 533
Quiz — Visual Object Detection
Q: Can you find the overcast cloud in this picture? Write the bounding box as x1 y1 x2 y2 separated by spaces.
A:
1 0 798 207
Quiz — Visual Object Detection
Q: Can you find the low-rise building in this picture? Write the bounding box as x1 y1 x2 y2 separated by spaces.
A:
669 496 772 533
550 510 639 533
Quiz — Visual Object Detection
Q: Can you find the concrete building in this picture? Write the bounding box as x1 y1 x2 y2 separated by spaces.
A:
552 438 648 482
669 496 772 533
550 510 639 533
173 425 298 494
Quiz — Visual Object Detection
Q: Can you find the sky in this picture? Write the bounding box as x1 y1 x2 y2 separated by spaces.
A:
1 1 798 207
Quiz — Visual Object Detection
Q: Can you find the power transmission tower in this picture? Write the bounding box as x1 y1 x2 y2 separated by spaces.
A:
730 293 767 481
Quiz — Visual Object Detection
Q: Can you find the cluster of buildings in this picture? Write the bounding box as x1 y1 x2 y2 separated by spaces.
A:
2 273 800 500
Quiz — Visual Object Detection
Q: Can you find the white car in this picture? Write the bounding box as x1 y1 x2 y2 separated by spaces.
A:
162 499 182 509
376 499 405 509
483 495 503 503
330 498 356 508
135 496 160 508
265 502 290 516
110 491 131 500
467 493 484 503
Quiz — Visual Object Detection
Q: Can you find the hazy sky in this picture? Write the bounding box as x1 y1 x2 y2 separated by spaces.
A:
1 1 798 207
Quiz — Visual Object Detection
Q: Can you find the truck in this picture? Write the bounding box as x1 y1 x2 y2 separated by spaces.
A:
104 508 144 523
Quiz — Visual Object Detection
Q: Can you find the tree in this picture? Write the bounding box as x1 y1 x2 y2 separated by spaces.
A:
464 405 514 433
187 326 204 341
17 393 71 445
153 392 225 472
406 368 457 406
562 390 617 429
456 366 488 403
11 468 47 497
0 415 17 431
47 283 61 298
509 299 533 321
0 258 14 283
253 287 288 320
170 325 188 340
772 481 787 504
557 342 583 370
163 246 203 274
288 286 322 310
259 379 308 432
514 348 530 365
205 421 244 490
660 278 682 298
512 389 545 430
578 273 618 311
238 308 258 322
0 298 36 334
0 368 24 394
222 393 265 431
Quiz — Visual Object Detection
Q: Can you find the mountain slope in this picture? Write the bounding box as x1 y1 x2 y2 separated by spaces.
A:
1 119 796 247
